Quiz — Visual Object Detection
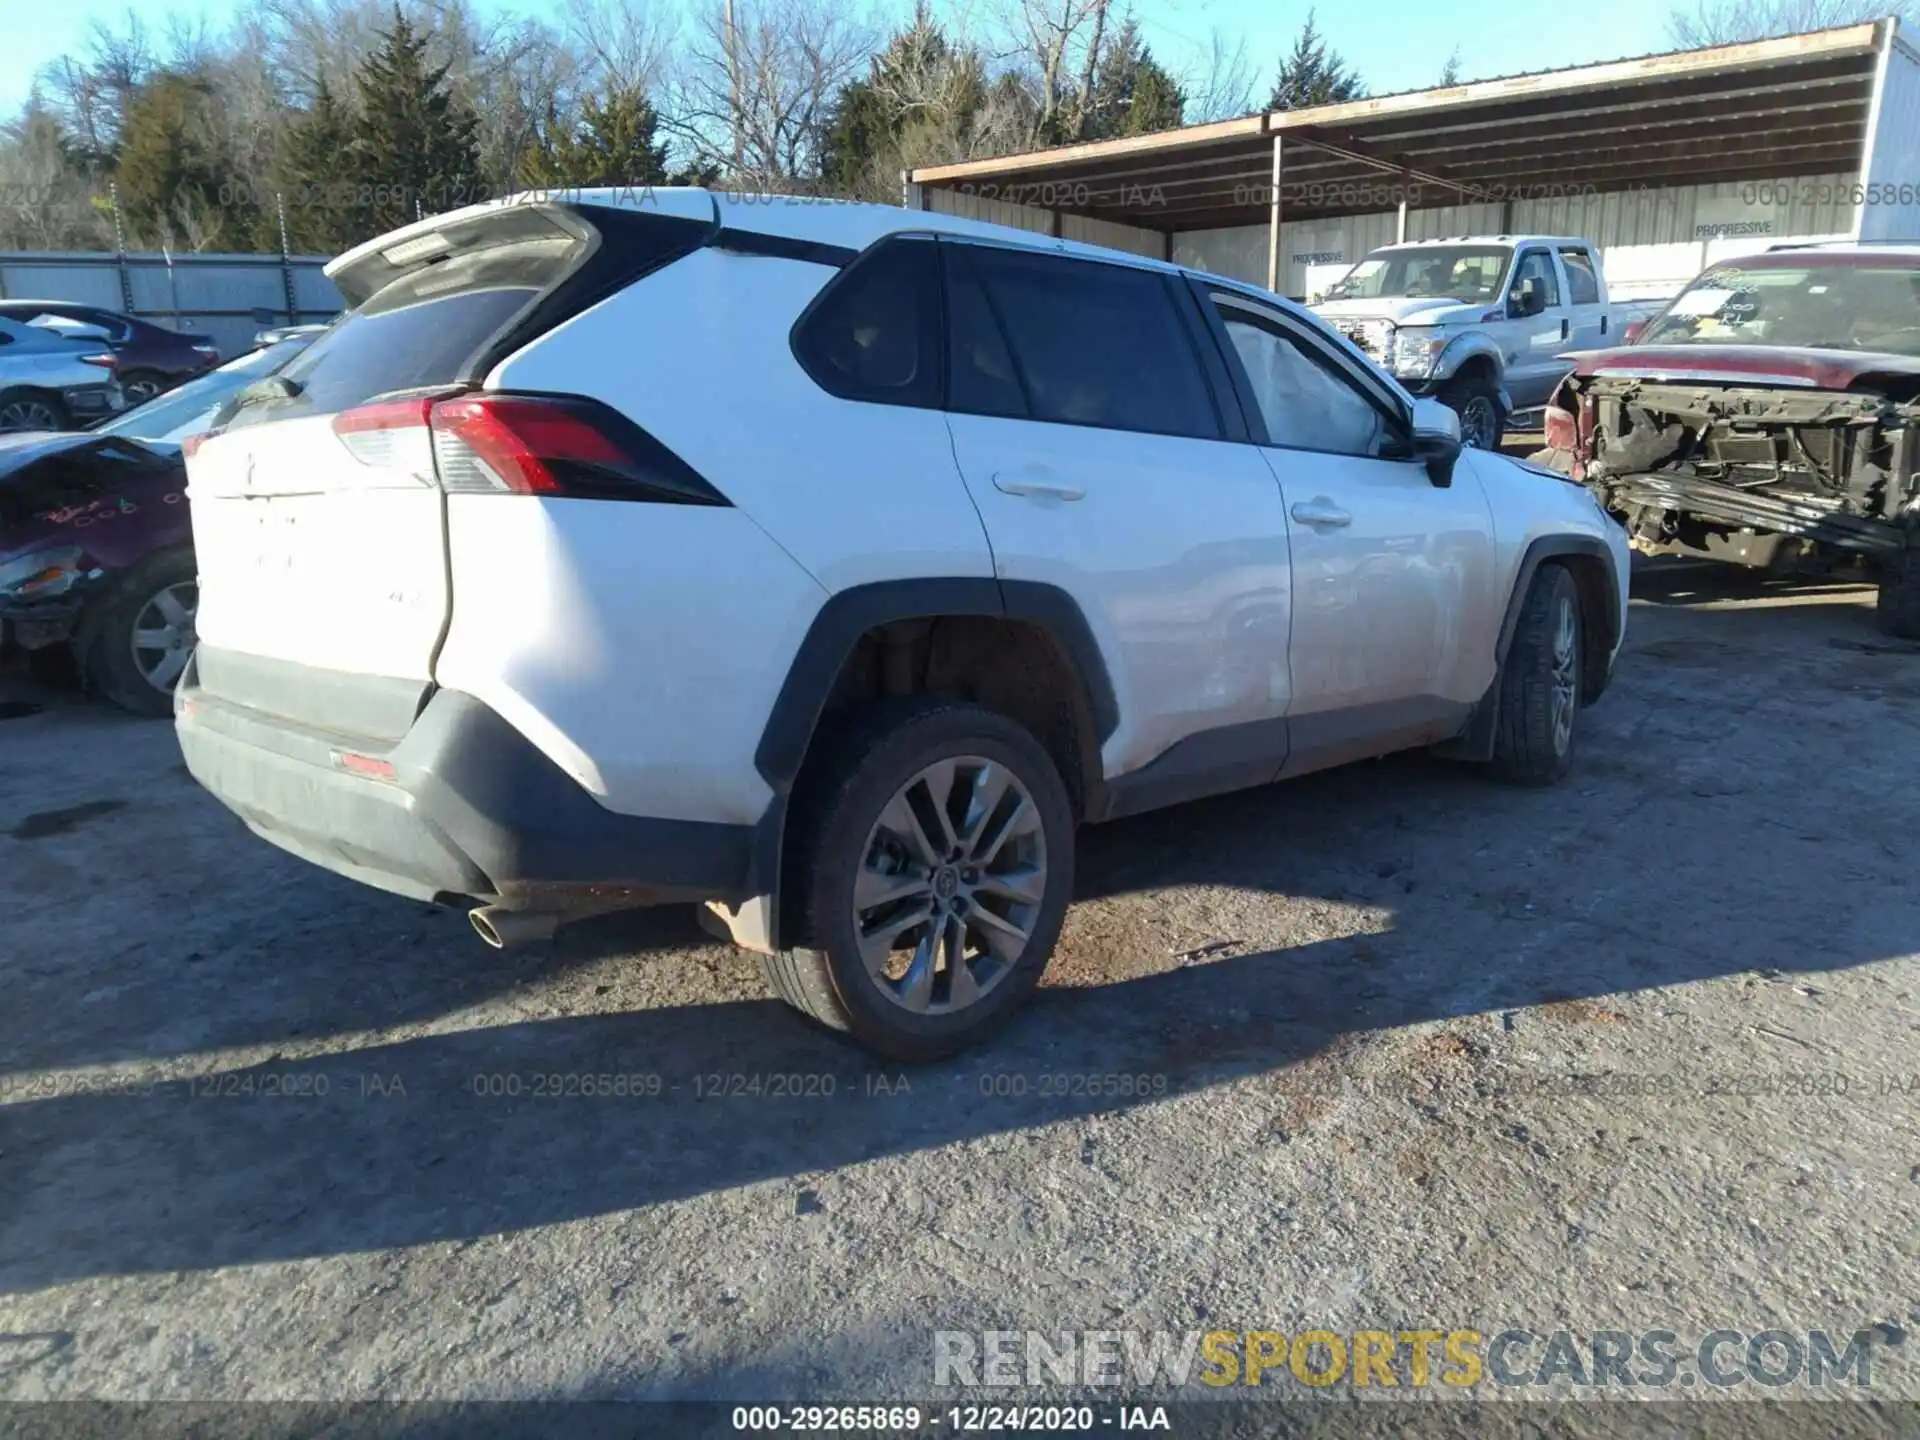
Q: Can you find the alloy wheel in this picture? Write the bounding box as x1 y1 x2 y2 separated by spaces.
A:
851 756 1047 1015
1549 593 1579 755
130 581 198 694
0 398 61 431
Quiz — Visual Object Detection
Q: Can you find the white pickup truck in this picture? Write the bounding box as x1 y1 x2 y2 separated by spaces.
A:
1311 235 1666 450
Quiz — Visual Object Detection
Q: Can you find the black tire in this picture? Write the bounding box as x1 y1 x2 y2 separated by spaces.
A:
1487 563 1583 786
1439 373 1504 450
79 547 198 718
119 370 167 405
0 387 69 433
1876 544 1920 640
760 699 1075 1062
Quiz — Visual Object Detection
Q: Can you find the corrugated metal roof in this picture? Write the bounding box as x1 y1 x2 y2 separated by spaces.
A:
911 20 1893 233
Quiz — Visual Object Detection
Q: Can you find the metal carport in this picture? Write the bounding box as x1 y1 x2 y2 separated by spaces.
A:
907 19 1919 297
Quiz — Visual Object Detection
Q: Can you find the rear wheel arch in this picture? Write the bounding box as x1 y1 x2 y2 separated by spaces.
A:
750 578 1118 951
755 578 1117 798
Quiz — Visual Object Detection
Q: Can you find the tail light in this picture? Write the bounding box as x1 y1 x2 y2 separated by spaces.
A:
331 394 441 480
429 393 726 504
326 391 724 504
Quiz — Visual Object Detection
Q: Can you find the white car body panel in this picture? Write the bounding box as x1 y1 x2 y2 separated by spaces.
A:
945 412 1294 777
1265 444 1500 718
489 245 998 595
433 496 824 823
187 415 449 683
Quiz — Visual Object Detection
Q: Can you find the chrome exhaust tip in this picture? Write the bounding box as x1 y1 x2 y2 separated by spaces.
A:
469 905 560 949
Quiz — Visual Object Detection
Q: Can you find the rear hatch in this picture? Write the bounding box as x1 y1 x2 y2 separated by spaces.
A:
185 195 714 739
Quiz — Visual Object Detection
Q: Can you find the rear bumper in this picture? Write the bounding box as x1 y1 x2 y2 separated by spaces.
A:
63 384 125 419
175 653 753 911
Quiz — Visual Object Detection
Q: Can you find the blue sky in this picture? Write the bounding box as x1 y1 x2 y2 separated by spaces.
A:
0 0 1678 115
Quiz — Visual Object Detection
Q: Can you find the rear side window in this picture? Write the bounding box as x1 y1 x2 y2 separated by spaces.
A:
792 238 939 408
944 245 1027 419
1559 247 1600 305
961 246 1218 439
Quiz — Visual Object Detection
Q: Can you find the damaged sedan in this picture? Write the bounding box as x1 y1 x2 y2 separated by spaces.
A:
1539 244 1920 636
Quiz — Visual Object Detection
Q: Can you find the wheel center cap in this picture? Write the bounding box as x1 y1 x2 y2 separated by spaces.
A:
933 866 960 900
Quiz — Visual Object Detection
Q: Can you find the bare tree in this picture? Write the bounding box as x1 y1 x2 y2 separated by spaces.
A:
995 0 1110 142
1667 0 1917 47
0 101 114 249
565 0 679 94
671 0 873 185
36 11 157 159
1185 26 1257 121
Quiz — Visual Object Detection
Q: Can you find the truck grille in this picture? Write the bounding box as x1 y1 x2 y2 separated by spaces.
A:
1337 319 1392 359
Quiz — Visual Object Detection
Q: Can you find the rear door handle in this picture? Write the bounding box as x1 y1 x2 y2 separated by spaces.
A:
1290 499 1352 528
993 474 1085 502
1560 318 1570 340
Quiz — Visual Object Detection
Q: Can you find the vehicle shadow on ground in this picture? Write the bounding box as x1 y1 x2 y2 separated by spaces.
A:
1 573 1914 1290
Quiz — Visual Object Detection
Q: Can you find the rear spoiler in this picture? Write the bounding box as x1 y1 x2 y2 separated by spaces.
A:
326 188 722 308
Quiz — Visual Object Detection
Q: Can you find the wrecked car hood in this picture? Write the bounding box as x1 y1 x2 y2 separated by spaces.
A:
1561 344 1920 390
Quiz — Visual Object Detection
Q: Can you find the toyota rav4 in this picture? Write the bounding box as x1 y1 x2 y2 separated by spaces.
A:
176 189 1630 1059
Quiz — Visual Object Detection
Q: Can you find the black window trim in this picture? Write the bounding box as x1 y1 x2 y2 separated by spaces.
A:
1510 246 1562 308
1557 245 1601 306
788 233 943 411
934 235 1232 445
1199 283 1420 462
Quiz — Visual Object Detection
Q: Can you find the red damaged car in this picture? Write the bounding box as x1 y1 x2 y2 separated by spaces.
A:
1540 243 1920 637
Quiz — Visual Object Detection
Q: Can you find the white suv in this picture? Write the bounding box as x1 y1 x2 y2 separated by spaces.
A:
177 188 1630 1060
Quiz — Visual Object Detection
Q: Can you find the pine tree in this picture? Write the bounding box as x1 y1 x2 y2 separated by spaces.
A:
348 8 481 236
276 73 354 253
819 10 987 198
1437 50 1463 87
543 88 672 189
114 72 254 250
1269 10 1366 110
1085 20 1184 140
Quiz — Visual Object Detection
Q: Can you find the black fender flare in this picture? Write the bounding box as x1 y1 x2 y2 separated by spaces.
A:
1441 534 1622 763
745 577 1118 948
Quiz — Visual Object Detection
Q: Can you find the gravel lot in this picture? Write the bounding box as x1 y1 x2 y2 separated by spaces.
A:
1 559 1916 1420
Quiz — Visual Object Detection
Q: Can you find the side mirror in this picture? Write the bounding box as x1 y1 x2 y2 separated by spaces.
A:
1410 396 1462 487
1509 278 1545 318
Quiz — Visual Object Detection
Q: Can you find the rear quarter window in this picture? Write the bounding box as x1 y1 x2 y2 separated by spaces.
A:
791 238 940 409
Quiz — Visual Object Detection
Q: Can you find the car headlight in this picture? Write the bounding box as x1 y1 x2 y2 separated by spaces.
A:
1388 327 1446 378
0 545 91 601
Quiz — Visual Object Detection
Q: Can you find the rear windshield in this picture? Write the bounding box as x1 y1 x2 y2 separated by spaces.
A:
1640 262 1920 356
223 238 575 429
98 336 313 444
